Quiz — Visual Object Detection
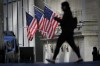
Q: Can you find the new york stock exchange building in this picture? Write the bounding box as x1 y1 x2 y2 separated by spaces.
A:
0 0 100 66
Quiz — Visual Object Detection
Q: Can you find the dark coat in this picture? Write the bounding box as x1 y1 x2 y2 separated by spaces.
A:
54 10 74 33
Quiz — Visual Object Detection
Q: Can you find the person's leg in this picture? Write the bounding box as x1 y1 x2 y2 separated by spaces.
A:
46 33 65 63
53 34 65 60
66 33 82 61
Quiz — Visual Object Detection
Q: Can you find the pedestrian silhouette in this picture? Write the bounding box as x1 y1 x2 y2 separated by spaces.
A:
46 1 83 63
92 47 100 61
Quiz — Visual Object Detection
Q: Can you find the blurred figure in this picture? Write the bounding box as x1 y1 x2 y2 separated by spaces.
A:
92 47 99 61
5 41 15 63
46 1 82 63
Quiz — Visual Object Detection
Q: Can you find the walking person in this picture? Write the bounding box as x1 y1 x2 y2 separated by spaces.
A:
92 47 99 61
46 1 83 63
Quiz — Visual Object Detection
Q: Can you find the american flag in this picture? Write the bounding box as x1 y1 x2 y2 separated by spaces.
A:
26 12 37 41
44 6 59 39
34 8 46 37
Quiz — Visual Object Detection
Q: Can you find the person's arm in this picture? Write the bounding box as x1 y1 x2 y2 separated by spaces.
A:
54 17 62 23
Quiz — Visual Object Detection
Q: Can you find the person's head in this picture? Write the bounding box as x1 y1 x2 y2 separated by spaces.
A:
61 1 70 12
93 47 97 51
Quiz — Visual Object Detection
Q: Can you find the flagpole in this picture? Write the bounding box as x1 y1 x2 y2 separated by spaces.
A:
33 3 61 16
33 5 44 12
22 6 44 17
44 1 61 14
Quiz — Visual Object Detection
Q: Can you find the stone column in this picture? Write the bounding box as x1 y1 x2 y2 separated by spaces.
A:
0 0 4 49
28 0 36 62
81 0 99 61
82 21 98 61
34 0 44 63
28 0 35 47
69 0 99 62
98 0 100 50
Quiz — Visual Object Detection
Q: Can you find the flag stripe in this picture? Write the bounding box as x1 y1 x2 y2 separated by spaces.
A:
39 16 44 30
26 12 37 41
44 6 60 39
34 9 46 37
27 19 36 39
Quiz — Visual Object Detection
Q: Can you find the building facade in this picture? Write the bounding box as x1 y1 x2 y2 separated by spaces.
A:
2 0 100 63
